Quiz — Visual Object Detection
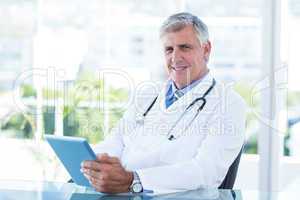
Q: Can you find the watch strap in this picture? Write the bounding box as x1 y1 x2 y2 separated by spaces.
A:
130 171 143 193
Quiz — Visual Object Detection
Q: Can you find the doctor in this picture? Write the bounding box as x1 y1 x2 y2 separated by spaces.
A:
81 12 246 193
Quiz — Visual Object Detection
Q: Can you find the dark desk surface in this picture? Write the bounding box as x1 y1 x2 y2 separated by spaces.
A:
0 180 297 200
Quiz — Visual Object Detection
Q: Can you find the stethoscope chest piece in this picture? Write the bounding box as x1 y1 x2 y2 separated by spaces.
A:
135 114 145 125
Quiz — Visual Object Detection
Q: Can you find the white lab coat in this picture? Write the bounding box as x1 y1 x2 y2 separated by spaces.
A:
94 73 247 191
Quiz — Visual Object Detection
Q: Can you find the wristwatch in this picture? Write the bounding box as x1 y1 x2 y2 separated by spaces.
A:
129 171 143 193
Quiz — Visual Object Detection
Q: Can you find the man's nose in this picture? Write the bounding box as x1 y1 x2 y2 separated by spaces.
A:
171 49 182 63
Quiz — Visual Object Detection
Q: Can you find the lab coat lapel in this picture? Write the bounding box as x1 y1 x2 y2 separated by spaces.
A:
162 73 219 139
139 73 217 139
137 81 178 137
166 73 215 112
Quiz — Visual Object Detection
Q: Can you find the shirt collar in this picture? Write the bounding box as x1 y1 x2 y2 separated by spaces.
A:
166 72 209 100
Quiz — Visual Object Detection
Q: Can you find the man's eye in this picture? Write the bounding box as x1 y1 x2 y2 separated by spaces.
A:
182 45 191 50
165 48 173 54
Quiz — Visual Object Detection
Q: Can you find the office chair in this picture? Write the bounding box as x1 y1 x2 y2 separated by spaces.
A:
218 148 243 189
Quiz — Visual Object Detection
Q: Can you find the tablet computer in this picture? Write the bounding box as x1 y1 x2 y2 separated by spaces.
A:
45 135 97 187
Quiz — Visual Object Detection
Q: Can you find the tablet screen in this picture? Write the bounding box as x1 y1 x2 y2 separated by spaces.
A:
45 135 96 187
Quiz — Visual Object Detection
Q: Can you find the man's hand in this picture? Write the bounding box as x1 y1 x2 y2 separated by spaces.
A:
81 153 133 193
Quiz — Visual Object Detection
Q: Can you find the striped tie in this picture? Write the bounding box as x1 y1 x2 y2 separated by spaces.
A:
166 90 184 108
174 90 184 99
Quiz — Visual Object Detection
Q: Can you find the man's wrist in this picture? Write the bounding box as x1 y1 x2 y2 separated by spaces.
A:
129 171 143 193
126 171 134 190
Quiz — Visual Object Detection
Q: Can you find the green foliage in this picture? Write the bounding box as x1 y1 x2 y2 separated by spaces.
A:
287 91 300 107
42 88 63 100
43 106 55 135
1 111 35 139
234 82 300 156
63 107 80 137
108 108 126 131
20 84 36 98
73 107 105 144
234 82 259 154
11 77 292 156
57 72 127 143
1 71 127 143
244 134 258 154
1 83 36 138
108 88 129 102
234 82 259 108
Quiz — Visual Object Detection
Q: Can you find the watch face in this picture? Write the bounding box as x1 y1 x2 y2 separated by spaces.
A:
132 182 143 193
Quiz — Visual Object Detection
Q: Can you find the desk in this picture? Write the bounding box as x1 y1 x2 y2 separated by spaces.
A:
0 180 297 200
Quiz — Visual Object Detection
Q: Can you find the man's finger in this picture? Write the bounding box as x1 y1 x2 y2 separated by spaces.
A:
96 154 120 165
81 160 101 171
83 172 91 181
82 168 101 180
83 167 122 184
89 174 123 187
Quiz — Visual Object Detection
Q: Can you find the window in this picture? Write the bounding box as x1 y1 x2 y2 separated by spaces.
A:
1 1 298 193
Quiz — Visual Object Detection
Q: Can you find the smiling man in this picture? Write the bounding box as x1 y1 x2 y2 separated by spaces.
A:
162 16 211 90
81 12 246 194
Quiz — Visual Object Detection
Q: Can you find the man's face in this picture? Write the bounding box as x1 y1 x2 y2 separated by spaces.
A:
161 25 211 89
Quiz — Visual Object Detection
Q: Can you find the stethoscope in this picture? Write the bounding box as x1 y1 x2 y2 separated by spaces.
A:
136 78 216 141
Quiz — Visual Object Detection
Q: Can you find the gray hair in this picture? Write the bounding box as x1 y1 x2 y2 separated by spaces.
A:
160 12 209 44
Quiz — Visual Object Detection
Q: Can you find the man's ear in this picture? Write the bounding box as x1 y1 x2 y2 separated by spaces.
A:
204 41 212 63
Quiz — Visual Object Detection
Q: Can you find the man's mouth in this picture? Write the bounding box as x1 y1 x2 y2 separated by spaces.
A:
171 66 188 71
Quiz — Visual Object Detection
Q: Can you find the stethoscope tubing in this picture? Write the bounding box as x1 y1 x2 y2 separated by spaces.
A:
138 78 216 140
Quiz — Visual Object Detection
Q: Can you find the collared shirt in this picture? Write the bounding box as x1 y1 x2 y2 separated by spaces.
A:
165 73 208 108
